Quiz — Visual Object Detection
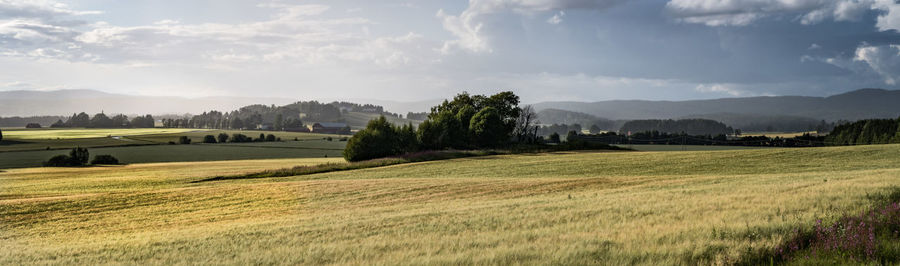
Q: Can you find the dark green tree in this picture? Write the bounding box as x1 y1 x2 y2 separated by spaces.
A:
203 135 217 143
266 134 276 141
343 116 398 162
217 133 229 143
469 107 505 147
548 132 560 143
274 113 284 131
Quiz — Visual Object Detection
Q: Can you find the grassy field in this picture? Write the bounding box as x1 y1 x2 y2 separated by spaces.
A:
614 144 772 151
0 128 349 168
742 131 821 138
1 128 204 140
2 144 899 264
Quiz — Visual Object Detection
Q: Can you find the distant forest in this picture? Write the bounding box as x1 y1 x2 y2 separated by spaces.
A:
826 118 900 145
162 101 402 130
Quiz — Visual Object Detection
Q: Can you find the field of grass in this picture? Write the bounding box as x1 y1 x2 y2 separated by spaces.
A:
2 144 900 264
1 128 204 140
0 139 346 169
742 131 821 138
614 144 772 151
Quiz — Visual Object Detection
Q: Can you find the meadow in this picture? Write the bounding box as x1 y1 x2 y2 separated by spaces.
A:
0 128 348 168
2 144 899 264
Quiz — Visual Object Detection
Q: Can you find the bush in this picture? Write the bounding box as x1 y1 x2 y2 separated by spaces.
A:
326 137 333 141
25 123 42 128
178 136 192 144
43 148 89 167
343 116 399 162
217 133 229 143
231 134 251 143
266 134 276 141
258 133 266 142
91 155 120 165
548 132 561 143
203 135 217 143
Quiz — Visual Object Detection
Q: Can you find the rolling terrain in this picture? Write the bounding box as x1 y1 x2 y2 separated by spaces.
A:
533 89 900 123
2 145 899 264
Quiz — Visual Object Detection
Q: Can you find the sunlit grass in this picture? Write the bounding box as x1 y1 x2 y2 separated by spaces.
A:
2 128 206 140
2 145 899 264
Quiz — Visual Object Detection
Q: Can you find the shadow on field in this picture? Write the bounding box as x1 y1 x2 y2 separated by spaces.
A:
0 140 29 146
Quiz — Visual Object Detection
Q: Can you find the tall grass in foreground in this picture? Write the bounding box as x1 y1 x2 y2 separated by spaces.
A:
740 188 900 265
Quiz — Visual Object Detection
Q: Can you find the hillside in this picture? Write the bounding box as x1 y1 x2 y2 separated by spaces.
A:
532 89 900 122
2 145 899 264
0 89 295 117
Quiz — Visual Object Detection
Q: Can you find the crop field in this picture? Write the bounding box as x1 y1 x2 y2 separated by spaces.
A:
613 144 772 151
2 144 899 264
742 131 821 138
0 128 349 168
1 128 204 140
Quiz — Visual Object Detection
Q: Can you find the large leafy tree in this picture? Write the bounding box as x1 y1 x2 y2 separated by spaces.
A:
470 107 506 147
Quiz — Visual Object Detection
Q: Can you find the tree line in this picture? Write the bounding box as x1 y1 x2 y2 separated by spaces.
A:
343 92 543 161
826 118 900 145
48 112 155 128
566 131 827 147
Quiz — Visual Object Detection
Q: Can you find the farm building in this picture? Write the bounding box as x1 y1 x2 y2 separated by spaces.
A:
309 122 351 134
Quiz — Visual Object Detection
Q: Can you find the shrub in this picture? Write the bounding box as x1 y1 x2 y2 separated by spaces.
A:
44 155 73 167
202 135 217 143
258 133 265 142
25 123 42 128
43 147 89 167
217 133 229 143
178 136 192 144
91 155 120 165
343 116 398 162
231 134 251 143
168 141 176 145
548 132 561 143
326 137 333 141
266 134 276 142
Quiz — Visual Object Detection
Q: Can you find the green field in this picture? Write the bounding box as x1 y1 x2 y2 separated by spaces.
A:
2 144 899 264
614 144 773 151
0 128 349 168
1 128 204 140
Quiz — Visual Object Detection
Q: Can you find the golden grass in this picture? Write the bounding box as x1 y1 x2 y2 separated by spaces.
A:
3 128 206 140
2 145 900 264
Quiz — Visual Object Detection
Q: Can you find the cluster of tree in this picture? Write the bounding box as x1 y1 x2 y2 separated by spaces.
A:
826 118 900 145
565 131 826 147
25 123 42 128
406 112 428 121
164 100 378 130
619 119 734 136
43 148 120 167
49 112 155 128
198 133 281 144
536 123 607 137
0 116 66 127
331 102 401 117
535 109 619 132
344 92 541 161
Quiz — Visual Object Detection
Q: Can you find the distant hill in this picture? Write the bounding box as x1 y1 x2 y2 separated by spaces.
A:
532 89 900 122
0 89 295 117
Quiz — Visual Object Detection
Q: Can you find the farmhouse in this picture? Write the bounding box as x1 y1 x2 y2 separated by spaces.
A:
309 122 350 134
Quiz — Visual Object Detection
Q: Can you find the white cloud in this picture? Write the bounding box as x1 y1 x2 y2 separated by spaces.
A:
665 0 886 27
854 44 900 85
547 11 565 24
438 0 622 53
694 83 747 96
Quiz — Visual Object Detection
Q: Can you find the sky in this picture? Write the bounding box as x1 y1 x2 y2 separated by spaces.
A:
3 0 900 103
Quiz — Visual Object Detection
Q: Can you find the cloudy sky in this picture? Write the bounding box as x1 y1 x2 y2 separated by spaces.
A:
3 0 900 103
